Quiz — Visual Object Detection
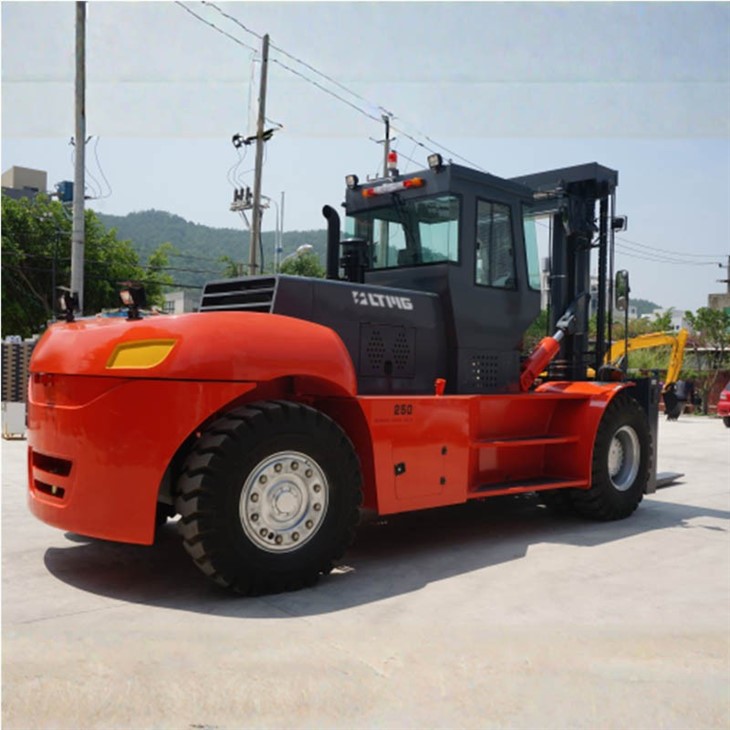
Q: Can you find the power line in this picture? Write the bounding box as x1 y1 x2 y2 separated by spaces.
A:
227 145 249 188
92 136 113 200
390 139 421 171
615 243 723 267
615 233 723 259
169 251 227 263
532 218 723 267
2 263 204 290
180 2 485 170
178 3 380 126
203 1 393 117
2 250 223 274
615 238 723 265
176 2 258 53
268 53 382 125
393 122 488 172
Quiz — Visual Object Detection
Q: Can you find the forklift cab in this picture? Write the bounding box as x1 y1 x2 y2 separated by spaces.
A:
342 157 542 392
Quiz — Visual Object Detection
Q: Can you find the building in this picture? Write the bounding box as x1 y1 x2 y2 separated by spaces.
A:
707 256 730 314
588 274 637 320
708 292 730 314
163 290 199 314
644 308 692 333
539 268 638 320
1 166 47 200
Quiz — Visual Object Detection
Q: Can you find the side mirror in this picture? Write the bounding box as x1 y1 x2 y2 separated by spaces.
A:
611 215 628 232
615 270 630 312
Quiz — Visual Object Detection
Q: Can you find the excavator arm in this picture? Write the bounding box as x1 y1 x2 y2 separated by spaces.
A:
606 329 688 387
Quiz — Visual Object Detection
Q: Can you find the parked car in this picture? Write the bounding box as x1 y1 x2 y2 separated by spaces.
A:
718 382 730 427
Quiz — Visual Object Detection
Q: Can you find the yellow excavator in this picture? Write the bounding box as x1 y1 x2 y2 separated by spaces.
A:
605 329 688 384
601 328 689 419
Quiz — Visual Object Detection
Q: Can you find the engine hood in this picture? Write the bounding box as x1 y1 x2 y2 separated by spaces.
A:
30 311 358 395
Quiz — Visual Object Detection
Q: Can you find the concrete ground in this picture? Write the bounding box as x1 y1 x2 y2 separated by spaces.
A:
3 416 729 730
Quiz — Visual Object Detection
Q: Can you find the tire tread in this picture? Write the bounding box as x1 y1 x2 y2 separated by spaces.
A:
175 401 362 595
572 393 651 521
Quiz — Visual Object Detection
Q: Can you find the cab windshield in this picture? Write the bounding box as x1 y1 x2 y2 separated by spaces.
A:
346 194 460 269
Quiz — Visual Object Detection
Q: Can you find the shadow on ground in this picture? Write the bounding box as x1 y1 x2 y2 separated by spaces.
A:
43 490 728 618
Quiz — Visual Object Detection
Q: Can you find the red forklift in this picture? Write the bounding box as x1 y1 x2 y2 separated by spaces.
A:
27 154 658 594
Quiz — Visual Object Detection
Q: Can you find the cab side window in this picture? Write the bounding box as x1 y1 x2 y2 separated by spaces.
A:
475 200 516 289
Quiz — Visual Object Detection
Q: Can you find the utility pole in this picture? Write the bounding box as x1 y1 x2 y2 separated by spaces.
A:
275 190 285 272
280 189 285 251
248 33 270 276
70 1 86 311
381 113 391 178
379 113 391 264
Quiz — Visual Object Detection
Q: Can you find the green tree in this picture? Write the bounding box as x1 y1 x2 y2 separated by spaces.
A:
142 242 175 305
611 315 654 340
652 308 674 331
219 255 243 278
279 252 326 278
1 194 172 337
684 307 730 413
522 309 549 354
624 347 673 373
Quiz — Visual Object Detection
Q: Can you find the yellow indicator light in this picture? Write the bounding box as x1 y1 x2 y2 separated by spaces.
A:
106 339 177 370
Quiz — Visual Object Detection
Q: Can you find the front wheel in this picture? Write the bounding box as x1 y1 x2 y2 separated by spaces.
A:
572 393 651 521
175 401 362 595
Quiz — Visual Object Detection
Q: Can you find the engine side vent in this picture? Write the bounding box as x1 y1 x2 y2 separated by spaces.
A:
360 325 415 378
469 353 500 391
457 349 519 393
365 329 386 371
199 277 276 313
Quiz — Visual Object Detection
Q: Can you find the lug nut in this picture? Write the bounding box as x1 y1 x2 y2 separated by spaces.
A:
260 528 268 537
291 461 299 471
259 475 267 484
306 520 314 529
251 513 259 522
292 532 299 542
313 484 321 493
275 535 283 544
274 463 282 473
313 503 322 512
305 469 313 478
251 493 259 503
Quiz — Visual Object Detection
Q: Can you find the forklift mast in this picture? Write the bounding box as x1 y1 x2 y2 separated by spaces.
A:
511 163 618 381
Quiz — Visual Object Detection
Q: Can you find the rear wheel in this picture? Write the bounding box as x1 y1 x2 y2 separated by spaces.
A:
175 401 362 595
723 417 730 428
572 393 651 521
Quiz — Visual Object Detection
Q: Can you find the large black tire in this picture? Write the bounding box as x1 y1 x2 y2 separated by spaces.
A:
572 393 651 521
723 417 730 428
175 401 362 595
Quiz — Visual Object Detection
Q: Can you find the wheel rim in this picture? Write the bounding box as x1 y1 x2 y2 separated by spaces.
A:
607 425 640 492
239 451 329 553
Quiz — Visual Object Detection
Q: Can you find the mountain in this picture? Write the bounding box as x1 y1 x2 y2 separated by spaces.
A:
97 209 330 291
632 298 661 317
97 210 664 313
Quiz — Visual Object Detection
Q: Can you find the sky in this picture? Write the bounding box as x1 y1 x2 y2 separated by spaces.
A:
2 1 729 313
